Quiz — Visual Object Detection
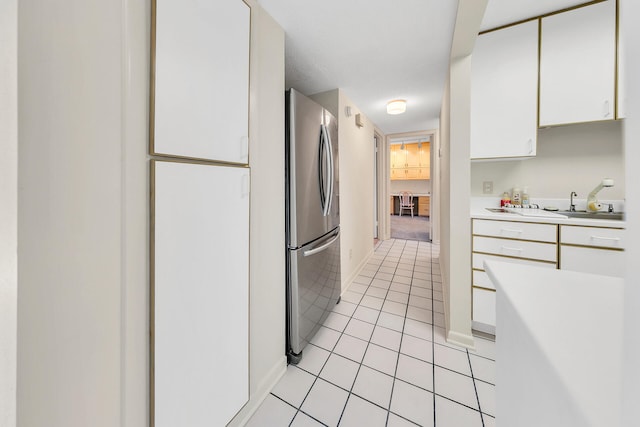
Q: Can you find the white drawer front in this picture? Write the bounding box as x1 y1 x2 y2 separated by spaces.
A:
560 246 626 278
560 225 625 249
472 253 557 270
473 219 557 242
473 270 495 290
474 236 557 262
473 288 496 327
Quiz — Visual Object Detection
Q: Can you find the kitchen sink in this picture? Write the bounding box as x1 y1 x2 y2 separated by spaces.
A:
560 210 624 220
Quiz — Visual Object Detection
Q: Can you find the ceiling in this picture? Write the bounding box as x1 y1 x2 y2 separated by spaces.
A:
258 0 596 135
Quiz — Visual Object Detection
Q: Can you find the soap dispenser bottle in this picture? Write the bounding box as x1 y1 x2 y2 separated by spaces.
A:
512 186 522 206
522 187 530 207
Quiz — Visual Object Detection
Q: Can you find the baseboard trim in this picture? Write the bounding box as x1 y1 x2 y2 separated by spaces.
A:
447 329 476 350
228 355 287 427
440 260 475 350
342 246 375 294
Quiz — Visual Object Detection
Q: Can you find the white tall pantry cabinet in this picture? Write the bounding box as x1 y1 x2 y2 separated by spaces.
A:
150 1 251 426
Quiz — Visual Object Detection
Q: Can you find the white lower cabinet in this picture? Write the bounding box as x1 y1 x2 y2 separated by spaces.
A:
472 219 558 334
560 225 626 277
472 218 626 335
473 288 496 334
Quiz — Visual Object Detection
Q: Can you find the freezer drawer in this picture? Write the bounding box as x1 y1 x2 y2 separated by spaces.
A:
287 229 341 361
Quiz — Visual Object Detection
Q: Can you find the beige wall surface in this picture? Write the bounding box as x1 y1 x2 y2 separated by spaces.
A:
622 0 640 424
439 76 452 335
1 0 18 425
390 179 431 195
439 0 488 349
337 91 376 290
312 89 376 292
471 120 625 200
18 1 131 425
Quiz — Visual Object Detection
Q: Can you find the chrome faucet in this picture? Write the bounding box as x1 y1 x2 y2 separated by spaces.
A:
570 191 577 212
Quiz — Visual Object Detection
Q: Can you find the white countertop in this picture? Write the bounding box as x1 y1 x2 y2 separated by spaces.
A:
471 206 625 228
484 261 623 427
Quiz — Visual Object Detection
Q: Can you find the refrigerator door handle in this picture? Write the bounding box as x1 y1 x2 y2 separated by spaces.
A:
324 123 334 214
303 229 340 257
319 124 331 216
318 125 327 216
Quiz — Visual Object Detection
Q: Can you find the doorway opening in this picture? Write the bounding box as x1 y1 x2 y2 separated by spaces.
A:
385 131 435 242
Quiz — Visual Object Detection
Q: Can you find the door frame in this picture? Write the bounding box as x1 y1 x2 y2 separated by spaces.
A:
378 129 439 242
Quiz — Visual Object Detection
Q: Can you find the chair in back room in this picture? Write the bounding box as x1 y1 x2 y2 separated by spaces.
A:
399 191 414 217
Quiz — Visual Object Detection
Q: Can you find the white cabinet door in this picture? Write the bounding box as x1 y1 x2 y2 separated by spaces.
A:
560 246 625 278
152 160 250 427
539 0 616 126
471 20 538 159
473 288 496 331
153 0 250 164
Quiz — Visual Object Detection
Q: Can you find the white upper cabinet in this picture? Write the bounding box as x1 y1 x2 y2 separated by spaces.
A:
152 0 250 164
539 0 617 126
471 20 539 159
617 0 626 119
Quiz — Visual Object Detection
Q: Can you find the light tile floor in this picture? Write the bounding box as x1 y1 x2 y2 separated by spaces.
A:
247 239 496 427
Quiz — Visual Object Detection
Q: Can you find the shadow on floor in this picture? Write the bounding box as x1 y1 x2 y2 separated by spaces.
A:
390 214 430 241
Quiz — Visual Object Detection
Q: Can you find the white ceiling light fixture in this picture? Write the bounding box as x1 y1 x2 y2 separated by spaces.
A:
387 99 406 115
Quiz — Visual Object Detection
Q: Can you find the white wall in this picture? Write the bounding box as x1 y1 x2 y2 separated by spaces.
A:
471 120 625 199
230 3 287 425
439 0 488 349
622 0 640 424
311 89 376 291
0 0 17 425
390 180 431 194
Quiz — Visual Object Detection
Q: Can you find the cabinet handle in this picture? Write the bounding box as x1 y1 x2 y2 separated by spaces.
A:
500 228 523 234
241 172 250 197
500 246 523 253
604 100 611 117
528 139 533 155
590 235 620 242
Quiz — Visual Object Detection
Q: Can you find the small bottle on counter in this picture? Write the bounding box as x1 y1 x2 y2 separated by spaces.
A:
512 186 522 206
500 192 510 207
522 187 530 208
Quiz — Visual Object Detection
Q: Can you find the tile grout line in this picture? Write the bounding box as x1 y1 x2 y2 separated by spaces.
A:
430 241 438 427
336 240 402 426
285 245 394 427
467 348 486 427
385 239 421 426
276 240 437 427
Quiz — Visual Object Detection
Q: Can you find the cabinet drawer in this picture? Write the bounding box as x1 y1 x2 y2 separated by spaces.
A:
473 236 557 262
473 219 556 242
473 270 495 290
418 196 430 216
472 253 557 270
560 225 625 249
473 288 496 328
560 246 625 278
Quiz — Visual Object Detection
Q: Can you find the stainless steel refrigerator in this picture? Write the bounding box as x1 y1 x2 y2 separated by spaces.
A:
286 89 341 364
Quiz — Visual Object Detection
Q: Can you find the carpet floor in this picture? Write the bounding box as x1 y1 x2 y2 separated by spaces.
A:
390 214 430 241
